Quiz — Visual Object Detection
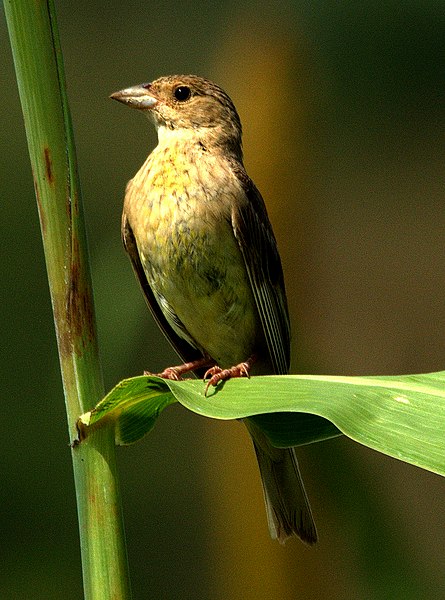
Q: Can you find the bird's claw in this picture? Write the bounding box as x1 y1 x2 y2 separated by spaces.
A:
144 357 215 382
159 367 183 380
144 368 182 381
203 360 252 395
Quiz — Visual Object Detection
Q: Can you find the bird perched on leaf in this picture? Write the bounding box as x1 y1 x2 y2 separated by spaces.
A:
110 74 317 544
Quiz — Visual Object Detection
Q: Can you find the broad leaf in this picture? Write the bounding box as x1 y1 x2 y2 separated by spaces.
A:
77 371 445 477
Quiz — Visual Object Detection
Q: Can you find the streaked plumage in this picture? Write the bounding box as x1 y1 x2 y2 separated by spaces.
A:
111 74 317 544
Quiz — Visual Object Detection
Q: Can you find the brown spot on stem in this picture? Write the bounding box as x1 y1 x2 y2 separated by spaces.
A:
53 296 73 357
50 187 97 359
66 236 97 355
43 146 54 184
32 169 46 235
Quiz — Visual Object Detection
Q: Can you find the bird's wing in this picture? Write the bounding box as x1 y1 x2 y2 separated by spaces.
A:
230 163 291 375
122 212 204 366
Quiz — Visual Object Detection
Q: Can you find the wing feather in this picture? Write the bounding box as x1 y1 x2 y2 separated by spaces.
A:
230 162 291 375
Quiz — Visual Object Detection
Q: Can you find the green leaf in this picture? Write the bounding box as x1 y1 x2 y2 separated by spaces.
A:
78 378 176 445
77 371 445 477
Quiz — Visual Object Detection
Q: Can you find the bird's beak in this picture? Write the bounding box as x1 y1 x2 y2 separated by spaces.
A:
110 83 158 110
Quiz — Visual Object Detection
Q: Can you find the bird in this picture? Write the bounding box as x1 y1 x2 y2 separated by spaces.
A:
110 74 317 544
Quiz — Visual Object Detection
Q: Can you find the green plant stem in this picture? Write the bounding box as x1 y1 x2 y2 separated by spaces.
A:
4 1 131 598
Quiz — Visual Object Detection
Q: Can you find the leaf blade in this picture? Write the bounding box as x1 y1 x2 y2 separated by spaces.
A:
77 371 445 477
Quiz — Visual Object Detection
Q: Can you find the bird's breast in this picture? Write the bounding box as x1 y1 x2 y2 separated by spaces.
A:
123 144 260 365
127 146 233 275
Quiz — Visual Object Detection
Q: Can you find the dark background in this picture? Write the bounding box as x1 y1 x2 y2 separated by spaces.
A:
2 1 445 598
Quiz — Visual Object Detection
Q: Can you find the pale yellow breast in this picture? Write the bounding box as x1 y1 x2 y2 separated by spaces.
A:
123 139 261 366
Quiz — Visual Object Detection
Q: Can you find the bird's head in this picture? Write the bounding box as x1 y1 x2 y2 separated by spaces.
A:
111 75 243 155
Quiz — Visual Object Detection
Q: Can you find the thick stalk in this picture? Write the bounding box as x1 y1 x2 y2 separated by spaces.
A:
3 1 132 598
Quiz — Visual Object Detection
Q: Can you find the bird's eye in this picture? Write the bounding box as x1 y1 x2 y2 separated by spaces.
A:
174 86 191 102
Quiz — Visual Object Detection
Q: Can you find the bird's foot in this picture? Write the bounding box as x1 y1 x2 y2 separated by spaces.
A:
153 366 182 381
203 355 256 395
144 356 215 381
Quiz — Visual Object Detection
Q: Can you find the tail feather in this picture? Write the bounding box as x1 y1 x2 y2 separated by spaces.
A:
246 419 317 545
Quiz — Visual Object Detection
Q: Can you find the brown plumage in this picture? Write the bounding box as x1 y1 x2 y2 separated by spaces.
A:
111 74 317 544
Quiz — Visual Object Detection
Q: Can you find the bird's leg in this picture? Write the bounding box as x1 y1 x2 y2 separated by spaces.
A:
145 356 216 381
204 354 257 395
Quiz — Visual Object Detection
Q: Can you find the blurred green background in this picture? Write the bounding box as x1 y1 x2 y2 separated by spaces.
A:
2 1 445 598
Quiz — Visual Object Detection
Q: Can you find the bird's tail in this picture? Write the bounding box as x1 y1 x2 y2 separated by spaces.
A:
245 419 317 545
